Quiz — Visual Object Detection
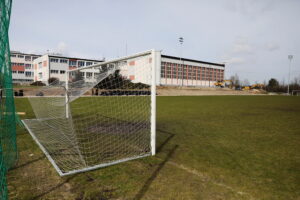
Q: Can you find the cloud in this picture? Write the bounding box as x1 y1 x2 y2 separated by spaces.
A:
223 0 276 16
56 42 68 55
264 42 280 51
221 54 246 65
225 57 246 64
232 36 253 54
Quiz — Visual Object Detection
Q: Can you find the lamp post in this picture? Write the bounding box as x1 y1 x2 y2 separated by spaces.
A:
287 55 293 95
179 37 184 86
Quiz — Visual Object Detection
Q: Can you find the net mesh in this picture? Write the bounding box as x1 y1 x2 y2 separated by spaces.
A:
23 52 155 176
0 0 18 198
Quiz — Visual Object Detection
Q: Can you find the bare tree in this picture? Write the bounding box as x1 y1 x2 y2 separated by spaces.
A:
242 79 250 86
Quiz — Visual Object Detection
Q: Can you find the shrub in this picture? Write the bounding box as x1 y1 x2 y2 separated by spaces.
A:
30 81 46 86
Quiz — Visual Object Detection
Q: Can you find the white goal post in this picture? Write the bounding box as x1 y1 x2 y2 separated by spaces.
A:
291 90 300 96
23 50 160 176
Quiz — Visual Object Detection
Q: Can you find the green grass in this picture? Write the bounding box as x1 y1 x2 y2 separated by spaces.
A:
8 96 300 199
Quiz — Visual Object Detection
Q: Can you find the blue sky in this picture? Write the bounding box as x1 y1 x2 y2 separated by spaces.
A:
9 0 300 83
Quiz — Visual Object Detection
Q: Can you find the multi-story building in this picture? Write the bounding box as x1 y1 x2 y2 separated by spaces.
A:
12 50 224 87
117 52 225 87
10 51 41 83
160 54 225 87
33 54 104 84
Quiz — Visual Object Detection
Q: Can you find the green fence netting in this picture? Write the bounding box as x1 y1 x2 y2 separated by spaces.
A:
0 0 18 199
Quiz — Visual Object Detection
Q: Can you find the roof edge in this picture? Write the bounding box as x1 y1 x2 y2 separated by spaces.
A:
161 54 225 67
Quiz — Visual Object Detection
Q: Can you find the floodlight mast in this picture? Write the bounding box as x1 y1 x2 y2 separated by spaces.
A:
287 55 293 95
179 37 184 86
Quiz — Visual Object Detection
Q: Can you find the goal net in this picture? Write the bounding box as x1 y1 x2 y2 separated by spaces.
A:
292 90 300 96
23 50 158 176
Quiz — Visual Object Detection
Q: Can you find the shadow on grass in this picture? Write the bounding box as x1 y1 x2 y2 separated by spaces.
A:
156 128 175 153
134 145 178 200
10 155 46 171
31 175 77 200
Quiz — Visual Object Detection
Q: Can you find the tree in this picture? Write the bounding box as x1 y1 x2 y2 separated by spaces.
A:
230 74 240 87
242 79 250 86
48 77 59 84
95 70 149 89
268 78 279 88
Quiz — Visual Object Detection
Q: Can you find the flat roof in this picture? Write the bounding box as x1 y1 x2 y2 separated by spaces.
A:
161 54 225 67
11 51 104 62
10 51 41 57
49 55 104 62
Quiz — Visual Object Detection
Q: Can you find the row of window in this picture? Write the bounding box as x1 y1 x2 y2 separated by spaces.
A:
161 62 224 81
11 54 39 61
11 63 33 69
70 72 99 79
50 58 97 67
13 79 34 82
12 71 34 77
50 70 65 74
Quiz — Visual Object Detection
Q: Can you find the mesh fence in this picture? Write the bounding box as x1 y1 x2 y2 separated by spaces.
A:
0 0 18 199
23 51 156 176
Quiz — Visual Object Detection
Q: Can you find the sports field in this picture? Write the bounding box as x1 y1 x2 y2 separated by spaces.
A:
8 96 300 200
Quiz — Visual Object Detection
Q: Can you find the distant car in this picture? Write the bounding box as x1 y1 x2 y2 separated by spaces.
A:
235 86 242 90
36 91 44 96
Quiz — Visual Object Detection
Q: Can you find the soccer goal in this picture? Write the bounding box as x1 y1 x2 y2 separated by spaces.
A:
23 50 159 176
292 90 300 96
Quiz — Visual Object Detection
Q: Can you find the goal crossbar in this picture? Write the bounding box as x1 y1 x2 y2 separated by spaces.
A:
23 50 158 176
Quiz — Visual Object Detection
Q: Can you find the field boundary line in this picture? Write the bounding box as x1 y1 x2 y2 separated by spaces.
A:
156 157 254 199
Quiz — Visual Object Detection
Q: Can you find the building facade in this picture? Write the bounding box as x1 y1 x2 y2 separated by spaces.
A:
11 50 225 87
10 51 40 83
160 55 225 87
33 54 103 84
118 52 225 87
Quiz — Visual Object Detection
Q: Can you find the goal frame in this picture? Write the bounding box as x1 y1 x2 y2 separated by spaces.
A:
291 90 300 96
23 49 159 176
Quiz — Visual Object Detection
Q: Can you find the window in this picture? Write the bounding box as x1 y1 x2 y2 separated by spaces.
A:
182 65 187 79
25 64 32 69
38 62 42 69
93 62 98 65
25 72 32 77
18 55 24 58
13 63 24 66
78 61 85 67
32 56 38 60
50 70 59 74
86 61 93 66
60 70 65 74
69 60 77 66
86 72 93 78
161 62 166 78
18 71 24 74
50 58 59 63
11 54 16 57
60 59 68 63
12 71 17 73
39 72 42 79
172 64 177 79
25 56 31 61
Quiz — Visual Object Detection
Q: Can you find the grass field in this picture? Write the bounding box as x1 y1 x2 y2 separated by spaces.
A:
7 96 300 200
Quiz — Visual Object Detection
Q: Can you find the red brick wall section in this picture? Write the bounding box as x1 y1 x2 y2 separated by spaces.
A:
129 61 135 66
129 75 135 80
69 66 77 70
12 65 25 71
34 64 37 70
43 60 47 67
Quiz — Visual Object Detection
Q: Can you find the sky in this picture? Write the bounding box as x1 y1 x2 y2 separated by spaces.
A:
9 0 300 84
